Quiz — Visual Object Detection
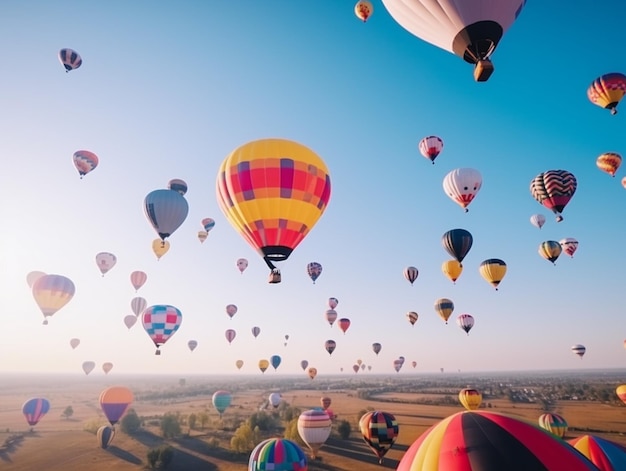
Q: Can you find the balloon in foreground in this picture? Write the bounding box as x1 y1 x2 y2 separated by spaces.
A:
152 239 170 260
97 425 115 449
26 270 46 289
597 152 622 177
530 214 546 229
142 305 183 355
22 398 50 426
32 274 76 325
258 359 269 373
69 338 80 349
212 390 232 417
167 178 188 196
381 0 526 82
479 258 507 290
442 229 473 265
538 240 562 264
95 252 117 276
418 135 443 164
443 168 482 212
458 388 482 411
216 138 331 283
434 298 454 324
99 386 133 426
560 238 579 258
359 411 399 464
297 409 332 458
130 271 147 291
237 258 249 273
571 344 586 359
144 189 189 241
456 314 475 335
102 362 113 374
58 48 82 72
587 73 626 115
406 311 418 326
404 266 419 285
397 411 599 471
354 0 373 22
530 170 577 222
538 412 568 438
73 150 98 178
82 361 96 375
616 384 626 405
568 434 626 471
248 438 307 471
188 340 198 352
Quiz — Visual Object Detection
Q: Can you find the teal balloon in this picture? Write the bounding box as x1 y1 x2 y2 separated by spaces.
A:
212 390 232 416
248 438 307 471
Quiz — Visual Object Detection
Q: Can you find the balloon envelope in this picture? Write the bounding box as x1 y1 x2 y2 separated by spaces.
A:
297 409 332 458
131 297 147 317
355 0 374 22
99 386 133 426
538 413 568 438
102 362 113 374
142 305 183 354
212 390 232 416
442 229 473 264
69 338 80 349
571 344 586 358
479 259 507 289
306 262 323 284
259 359 269 373
270 355 282 370
32 274 76 324
124 315 137 330
237 258 249 273
530 170 577 222
359 411 399 464
188 340 198 352
82 361 96 375
458 388 482 411
130 271 147 291
22 398 50 426
568 434 626 471
269 392 282 409
144 189 189 241
597 152 622 177
530 214 546 229
97 425 115 449
95 252 117 276
152 239 170 260
588 73 626 115
443 168 483 211
167 178 188 196
58 48 82 72
307 367 317 379
418 135 443 163
73 150 98 178
248 438 307 471
300 360 309 371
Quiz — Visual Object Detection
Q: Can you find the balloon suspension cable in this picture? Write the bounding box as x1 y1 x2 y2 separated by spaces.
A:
263 256 277 271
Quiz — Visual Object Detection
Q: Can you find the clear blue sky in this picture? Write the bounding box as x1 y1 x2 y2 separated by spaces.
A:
1 1 625 376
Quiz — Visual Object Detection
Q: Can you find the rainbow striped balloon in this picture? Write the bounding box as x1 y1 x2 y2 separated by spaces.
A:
248 438 307 471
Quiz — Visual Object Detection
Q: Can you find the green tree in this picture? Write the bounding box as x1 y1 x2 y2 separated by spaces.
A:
61 406 74 420
198 412 209 430
230 423 259 453
158 445 175 468
336 420 352 439
248 411 277 432
188 413 197 431
120 408 141 434
160 413 182 438
147 448 159 469
283 418 304 446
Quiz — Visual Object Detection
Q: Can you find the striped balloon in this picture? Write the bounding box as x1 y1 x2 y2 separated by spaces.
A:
22 398 50 426
538 413 568 438
32 274 76 325
225 328 236 345
58 48 82 72
143 189 189 241
167 178 188 196
587 72 626 115
479 258 507 290
404 266 419 285
568 434 626 471
397 411 599 471
142 305 182 354
297 409 332 458
73 150 98 178
418 135 444 164
597 152 622 177
434 298 454 324
530 170 577 222
458 388 482 411
130 271 147 292
248 438 307 471
442 228 473 265
359 411 399 464
538 241 562 265
97 425 115 449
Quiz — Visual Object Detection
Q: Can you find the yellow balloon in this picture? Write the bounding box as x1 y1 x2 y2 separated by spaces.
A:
458 388 482 411
258 359 269 374
616 384 626 405
152 239 170 260
441 259 462 284
596 152 622 177
434 298 454 324
32 274 76 325
478 259 507 290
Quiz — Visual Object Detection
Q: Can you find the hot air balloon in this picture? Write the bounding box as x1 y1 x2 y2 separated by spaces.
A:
95 252 117 276
251 326 261 338
359 411 399 464
99 386 133 427
397 411 599 471
97 425 115 449
167 178 188 196
188 340 198 352
459 388 482 411
212 390 232 418
297 409 332 459
622 176 626 189
26 270 46 289
411 361 417 368
530 214 546 229
197 230 208 243
404 266 419 285
248 438 307 471
338 318 351 334
237 258 249 273
372 342 382 355
406 311 418 326
539 240 562 265
236 359 244 370
587 73 626 115
268 392 282 409
201 217 215 232
560 238 579 258
259 359 269 373
144 189 189 242
72 150 98 178
270 355 282 371
325 340 337 355
418 135 443 164
393 359 403 373
597 152 622 177
131 296 147 317
434 298 454 324
381 0 526 82
353 364 360 373
568 434 626 471
225 329 237 345
538 413 568 438
479 258 507 290
130 271 147 292
320 396 332 411
32 274 75 325
442 259 463 284
571 344 586 359
355 0 373 22
617 385 626 405
306 262 322 284
442 229 473 265
357 359 363 366
102 362 113 375
307 367 317 379
300 360 309 371
456 314 475 335
530 170 577 222
142 305 183 355
325 309 338 327
328 297 338 309
124 315 137 330
226 304 238 319
58 48 82 72
152 239 170 260
82 361 96 375
22 398 50 427
443 168 483 211
69 338 80 349
216 138 331 284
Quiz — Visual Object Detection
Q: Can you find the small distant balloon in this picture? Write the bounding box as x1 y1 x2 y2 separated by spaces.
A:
73 150 98 178
308 367 317 379
270 355 282 370
301 360 309 371
124 315 137 330
82 361 96 375
22 398 50 427
152 239 170 260
338 318 351 334
32 274 76 325
226 304 238 319
418 135 443 164
539 241 562 264
251 326 261 338
372 342 382 355
354 0 373 22
188 340 198 352
102 362 113 374
167 178 188 196
236 258 248 273
325 309 338 327
130 271 147 291
201 218 215 232
587 72 626 115
142 305 183 355
571 344 586 359
307 262 323 284
328 297 338 309
443 168 482 212
404 266 418 285
69 338 80 349
95 252 117 276
259 359 269 373
131 296 147 317
456 314 475 335
596 152 622 177
560 238 579 258
235 359 244 370
58 48 82 72
197 230 208 243
530 214 546 230
458 388 482 411
97 425 115 449
325 340 337 355
406 311 418 326
225 329 237 345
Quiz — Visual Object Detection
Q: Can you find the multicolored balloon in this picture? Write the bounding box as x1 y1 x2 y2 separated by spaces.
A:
99 386 133 426
144 189 189 242
458 388 482 411
32 274 75 325
325 309 338 327
167 178 188 196
130 271 147 292
538 240 562 265
406 311 418 326
560 238 579 258
212 390 232 418
354 0 374 22
538 412 568 438
58 48 82 72
248 438 307 471
418 135 443 164
456 314 475 335
307 367 317 379
306 262 323 284
479 258 507 290
359 411 399 464
328 297 338 309
530 170 577 222
442 228 473 265
297 409 332 458
616 385 626 405
22 398 50 426
201 217 215 232
587 73 626 115
73 150 98 178
597 152 622 177
404 266 419 285
97 425 115 449
571 344 586 359
95 252 117 276
443 168 482 212
568 434 626 471
142 305 183 355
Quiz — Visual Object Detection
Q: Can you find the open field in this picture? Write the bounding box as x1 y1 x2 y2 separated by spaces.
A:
2 372 626 470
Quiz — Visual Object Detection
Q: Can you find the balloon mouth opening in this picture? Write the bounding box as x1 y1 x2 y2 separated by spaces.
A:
261 246 293 261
